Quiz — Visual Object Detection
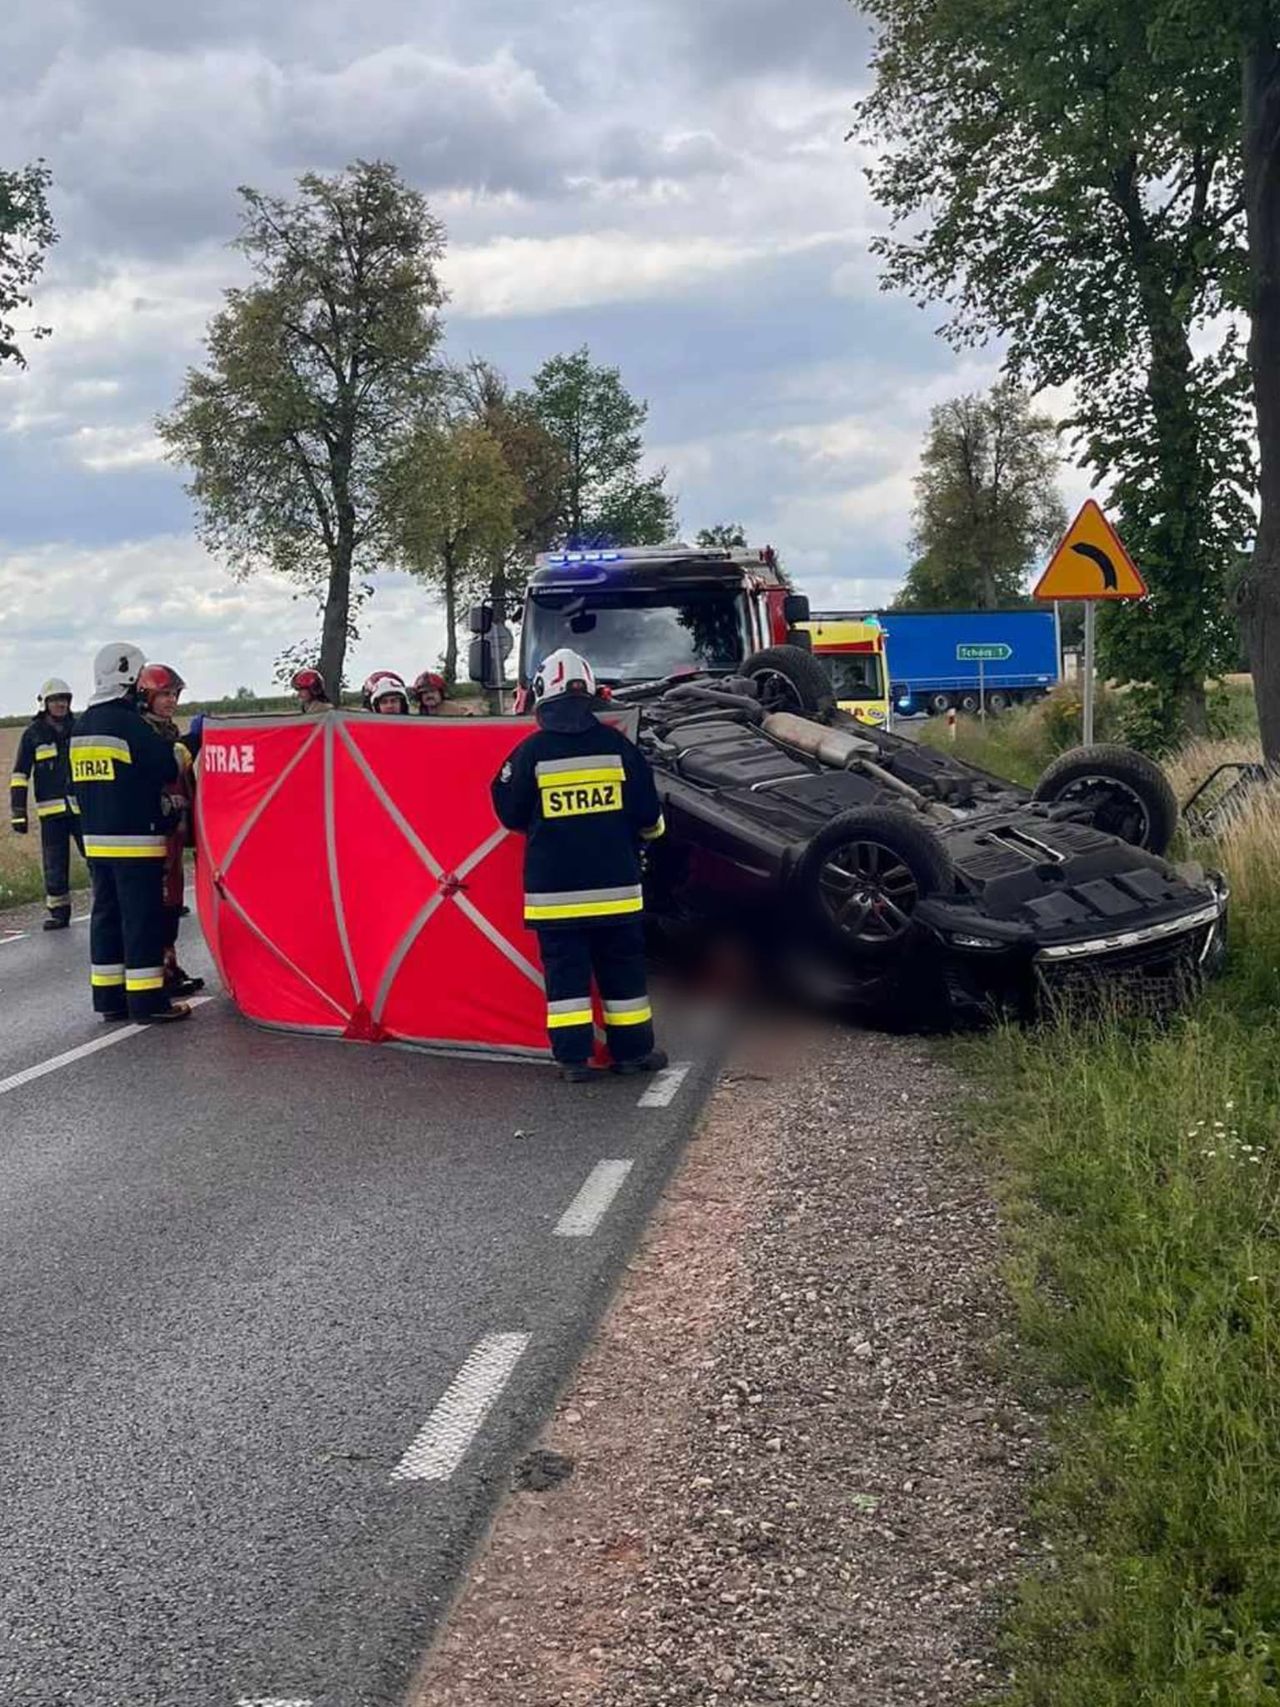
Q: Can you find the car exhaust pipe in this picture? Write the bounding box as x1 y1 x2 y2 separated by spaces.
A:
762 712 877 770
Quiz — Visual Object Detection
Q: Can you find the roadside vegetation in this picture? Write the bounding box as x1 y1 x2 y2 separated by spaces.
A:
942 714 1280 1703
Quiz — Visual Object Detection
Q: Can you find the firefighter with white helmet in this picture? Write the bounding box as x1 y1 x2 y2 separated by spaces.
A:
490 647 667 1082
71 643 192 1024
362 671 410 715
9 676 82 929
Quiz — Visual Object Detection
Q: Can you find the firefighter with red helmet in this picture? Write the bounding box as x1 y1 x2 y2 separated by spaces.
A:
72 643 191 1024
9 676 82 929
410 671 447 715
362 672 409 714
292 668 331 714
490 647 667 1083
135 664 204 999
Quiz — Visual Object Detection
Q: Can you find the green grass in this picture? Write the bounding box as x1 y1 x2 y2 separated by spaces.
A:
954 740 1280 1703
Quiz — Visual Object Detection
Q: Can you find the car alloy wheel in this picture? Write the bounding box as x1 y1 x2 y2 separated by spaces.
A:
817 837 922 945
1047 773 1151 848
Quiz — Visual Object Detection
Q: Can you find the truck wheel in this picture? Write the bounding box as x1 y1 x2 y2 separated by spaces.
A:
742 645 836 718
986 690 1010 714
794 806 954 964
926 692 951 716
958 691 980 715
1032 743 1179 854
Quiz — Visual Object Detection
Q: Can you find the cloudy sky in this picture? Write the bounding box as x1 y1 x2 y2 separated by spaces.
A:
0 0 1064 712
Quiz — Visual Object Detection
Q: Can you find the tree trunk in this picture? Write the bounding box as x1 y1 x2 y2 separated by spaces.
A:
1179 679 1210 738
1242 27 1280 764
318 539 351 701
443 548 458 686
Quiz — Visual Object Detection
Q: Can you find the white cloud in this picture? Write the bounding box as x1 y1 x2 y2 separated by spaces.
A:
66 424 167 471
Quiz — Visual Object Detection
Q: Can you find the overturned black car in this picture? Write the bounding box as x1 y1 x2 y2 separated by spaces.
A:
613 649 1228 1025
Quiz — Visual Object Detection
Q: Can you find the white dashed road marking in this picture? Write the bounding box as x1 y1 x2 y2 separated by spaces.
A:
236 1697 313 1706
391 1333 531 1483
637 1061 693 1108
554 1159 634 1237
0 996 212 1098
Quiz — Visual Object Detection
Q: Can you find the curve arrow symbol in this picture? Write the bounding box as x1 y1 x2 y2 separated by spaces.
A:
1070 541 1118 592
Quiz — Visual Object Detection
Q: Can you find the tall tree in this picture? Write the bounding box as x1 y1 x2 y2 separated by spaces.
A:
385 419 520 684
856 0 1254 733
0 161 56 369
530 347 677 545
893 383 1065 610
158 160 446 695
696 523 748 548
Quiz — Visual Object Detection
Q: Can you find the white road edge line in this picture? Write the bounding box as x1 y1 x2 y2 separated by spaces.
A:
637 1061 693 1108
390 1332 531 1484
0 996 212 1099
0 931 28 947
236 1698 313 1706
554 1159 635 1238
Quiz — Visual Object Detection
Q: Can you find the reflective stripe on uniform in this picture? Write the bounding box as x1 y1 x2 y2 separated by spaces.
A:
36 799 68 818
70 735 132 762
68 796 81 815
535 755 624 779
10 773 28 786
602 996 653 1027
46 893 71 909
83 834 167 858
91 964 126 987
34 744 58 761
547 997 594 1030
525 884 644 922
639 814 665 842
125 967 165 992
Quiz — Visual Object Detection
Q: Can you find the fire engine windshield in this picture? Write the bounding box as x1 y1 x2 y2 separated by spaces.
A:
523 587 752 685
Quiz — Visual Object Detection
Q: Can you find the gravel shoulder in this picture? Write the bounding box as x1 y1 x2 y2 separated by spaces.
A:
410 1015 1037 1707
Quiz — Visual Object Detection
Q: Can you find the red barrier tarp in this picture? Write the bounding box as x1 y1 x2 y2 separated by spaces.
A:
196 713 553 1058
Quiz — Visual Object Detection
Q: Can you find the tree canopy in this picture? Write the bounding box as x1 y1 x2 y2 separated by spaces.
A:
894 383 1065 610
0 161 56 370
158 160 447 694
856 0 1254 730
530 347 677 546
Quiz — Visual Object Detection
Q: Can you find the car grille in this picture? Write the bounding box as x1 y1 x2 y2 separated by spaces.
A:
1035 921 1218 1019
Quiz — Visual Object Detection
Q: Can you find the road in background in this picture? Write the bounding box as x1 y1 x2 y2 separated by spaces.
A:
0 906 724 1706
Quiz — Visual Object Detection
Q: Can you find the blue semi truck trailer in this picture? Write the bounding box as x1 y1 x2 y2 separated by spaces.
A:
814 608 1061 716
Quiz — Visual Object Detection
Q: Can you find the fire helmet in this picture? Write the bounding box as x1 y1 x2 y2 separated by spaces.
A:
410 670 447 709
91 642 146 705
533 648 597 703
37 677 73 709
136 664 186 709
291 667 328 701
362 670 408 712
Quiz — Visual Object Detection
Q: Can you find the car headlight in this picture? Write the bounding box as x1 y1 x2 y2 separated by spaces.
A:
950 933 1005 950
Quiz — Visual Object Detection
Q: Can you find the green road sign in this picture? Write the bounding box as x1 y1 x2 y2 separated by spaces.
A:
956 643 1013 662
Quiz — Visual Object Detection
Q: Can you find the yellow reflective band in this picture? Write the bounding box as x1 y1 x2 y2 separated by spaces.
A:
547 1009 594 1029
84 843 167 859
525 896 644 921
125 975 165 992
537 768 624 788
35 745 57 761
639 815 665 841
11 773 28 786
541 781 622 819
603 1006 653 1027
91 971 126 988
36 800 68 817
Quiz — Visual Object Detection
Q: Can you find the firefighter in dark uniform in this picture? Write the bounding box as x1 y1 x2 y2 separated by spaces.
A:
491 647 668 1083
9 677 83 930
72 642 192 1025
136 663 204 999
292 667 332 714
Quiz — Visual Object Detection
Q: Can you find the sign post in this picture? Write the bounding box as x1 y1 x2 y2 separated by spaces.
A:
1033 500 1147 745
955 642 1011 722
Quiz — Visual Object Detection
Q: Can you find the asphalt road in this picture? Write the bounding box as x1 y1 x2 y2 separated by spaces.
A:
0 900 724 1707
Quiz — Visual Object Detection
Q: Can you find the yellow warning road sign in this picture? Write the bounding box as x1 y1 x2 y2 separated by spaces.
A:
1034 500 1147 601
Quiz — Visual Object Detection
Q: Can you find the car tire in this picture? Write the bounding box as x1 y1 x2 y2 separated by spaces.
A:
793 806 955 964
926 692 952 716
1032 743 1179 854
742 645 836 718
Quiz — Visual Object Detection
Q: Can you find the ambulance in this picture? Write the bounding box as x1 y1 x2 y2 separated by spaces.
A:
800 617 892 728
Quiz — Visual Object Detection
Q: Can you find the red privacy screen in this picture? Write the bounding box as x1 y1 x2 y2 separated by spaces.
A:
195 712 552 1059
